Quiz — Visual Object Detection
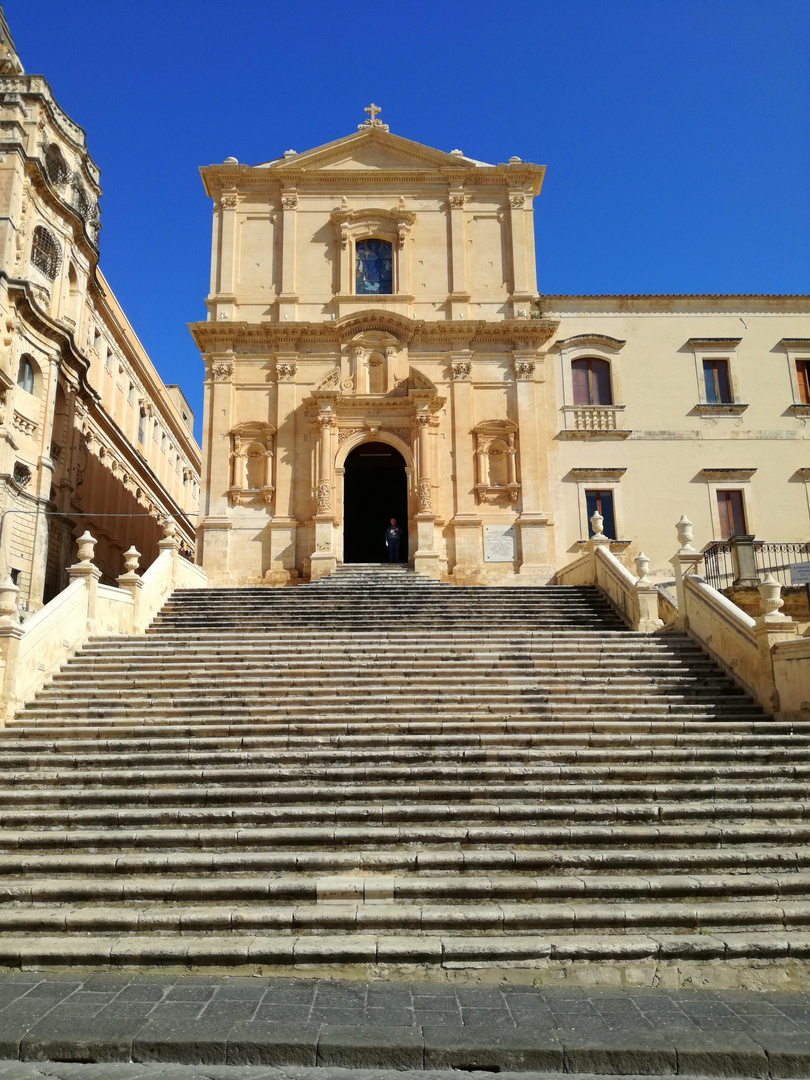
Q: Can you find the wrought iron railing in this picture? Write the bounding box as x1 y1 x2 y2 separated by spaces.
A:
702 539 810 590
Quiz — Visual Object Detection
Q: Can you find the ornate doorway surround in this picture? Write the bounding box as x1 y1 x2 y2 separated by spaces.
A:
303 321 444 580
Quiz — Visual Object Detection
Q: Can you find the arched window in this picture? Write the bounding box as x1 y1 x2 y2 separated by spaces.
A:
44 144 69 187
31 226 61 280
17 355 35 394
355 238 393 295
572 358 612 406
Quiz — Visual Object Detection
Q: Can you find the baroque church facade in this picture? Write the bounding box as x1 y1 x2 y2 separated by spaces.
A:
0 12 201 610
192 107 810 587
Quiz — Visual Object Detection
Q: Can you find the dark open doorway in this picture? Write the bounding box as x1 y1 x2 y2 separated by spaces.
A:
343 442 408 563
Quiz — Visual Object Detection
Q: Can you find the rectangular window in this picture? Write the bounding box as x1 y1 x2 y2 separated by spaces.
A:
585 489 616 539
716 490 747 539
137 412 145 443
572 358 612 406
797 360 810 405
703 358 732 403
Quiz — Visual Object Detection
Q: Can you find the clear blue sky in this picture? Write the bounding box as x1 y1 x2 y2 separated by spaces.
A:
5 0 809 441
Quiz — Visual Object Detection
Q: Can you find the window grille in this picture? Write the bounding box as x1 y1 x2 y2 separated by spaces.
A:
12 462 31 489
31 226 62 280
44 144 69 187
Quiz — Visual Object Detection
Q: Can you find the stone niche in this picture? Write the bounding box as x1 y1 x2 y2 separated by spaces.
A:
473 419 520 506
227 421 276 507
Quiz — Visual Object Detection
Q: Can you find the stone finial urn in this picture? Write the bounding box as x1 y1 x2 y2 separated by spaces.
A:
635 551 651 585
758 573 785 620
75 531 97 564
590 511 604 537
0 575 20 622
122 546 141 574
676 515 695 553
161 516 177 539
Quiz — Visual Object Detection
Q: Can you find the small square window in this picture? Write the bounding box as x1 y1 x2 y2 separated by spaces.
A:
703 359 732 404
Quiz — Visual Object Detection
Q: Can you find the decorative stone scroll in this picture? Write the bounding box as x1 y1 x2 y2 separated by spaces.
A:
513 360 535 381
451 361 472 381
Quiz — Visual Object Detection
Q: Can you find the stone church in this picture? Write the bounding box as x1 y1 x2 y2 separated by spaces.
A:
191 106 810 587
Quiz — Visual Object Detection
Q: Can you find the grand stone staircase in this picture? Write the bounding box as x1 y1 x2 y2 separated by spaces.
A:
0 564 809 981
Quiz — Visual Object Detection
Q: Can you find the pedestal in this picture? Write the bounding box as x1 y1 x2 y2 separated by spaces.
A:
265 519 299 585
310 517 337 581
413 514 440 579
517 513 553 578
199 517 232 584
450 516 482 584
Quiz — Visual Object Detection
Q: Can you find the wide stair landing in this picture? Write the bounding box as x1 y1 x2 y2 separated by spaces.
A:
2 564 809 982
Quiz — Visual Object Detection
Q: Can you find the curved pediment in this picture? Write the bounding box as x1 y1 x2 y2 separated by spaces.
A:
335 309 416 342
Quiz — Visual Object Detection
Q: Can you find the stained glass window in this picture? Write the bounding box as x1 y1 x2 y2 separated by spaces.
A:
355 238 393 295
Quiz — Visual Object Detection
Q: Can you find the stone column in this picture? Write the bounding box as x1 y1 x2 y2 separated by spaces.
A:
507 190 532 316
28 354 60 607
513 352 550 577
199 356 234 582
216 190 239 319
310 413 337 581
449 353 480 583
266 356 299 585
278 190 298 321
414 412 439 578
447 190 469 319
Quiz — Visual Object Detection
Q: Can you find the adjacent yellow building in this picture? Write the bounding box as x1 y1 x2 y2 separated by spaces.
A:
0 12 201 610
191 108 810 586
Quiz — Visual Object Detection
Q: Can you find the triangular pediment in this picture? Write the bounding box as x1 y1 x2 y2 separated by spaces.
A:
257 128 487 174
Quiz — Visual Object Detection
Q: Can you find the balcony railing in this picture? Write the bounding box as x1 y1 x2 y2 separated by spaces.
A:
703 538 810 590
573 406 617 431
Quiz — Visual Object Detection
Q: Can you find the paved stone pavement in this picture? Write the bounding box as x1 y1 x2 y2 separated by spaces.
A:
0 973 804 1077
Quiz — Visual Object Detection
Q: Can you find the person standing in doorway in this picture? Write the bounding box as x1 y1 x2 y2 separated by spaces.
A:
385 518 403 563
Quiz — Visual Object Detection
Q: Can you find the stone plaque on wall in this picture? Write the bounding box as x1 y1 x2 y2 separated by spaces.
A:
789 561 810 585
483 524 517 563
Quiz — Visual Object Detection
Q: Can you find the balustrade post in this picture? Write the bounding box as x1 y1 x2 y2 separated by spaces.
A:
116 546 142 634
670 516 703 631
730 534 759 587
67 531 102 631
634 551 663 633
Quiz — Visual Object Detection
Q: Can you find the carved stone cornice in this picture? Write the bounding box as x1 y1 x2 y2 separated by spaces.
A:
188 317 559 354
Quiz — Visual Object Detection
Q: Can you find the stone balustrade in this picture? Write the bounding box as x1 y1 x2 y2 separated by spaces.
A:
0 520 206 721
554 512 810 717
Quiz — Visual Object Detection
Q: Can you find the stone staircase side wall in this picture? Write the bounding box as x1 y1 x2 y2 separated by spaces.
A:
553 543 661 634
0 540 207 722
554 540 810 717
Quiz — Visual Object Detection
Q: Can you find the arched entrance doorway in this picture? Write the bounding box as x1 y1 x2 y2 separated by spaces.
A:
343 442 408 563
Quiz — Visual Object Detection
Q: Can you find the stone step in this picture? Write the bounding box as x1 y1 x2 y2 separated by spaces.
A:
0 844 806 875
0 899 807 935
0 797 805 826
0 871 807 904
5 763 810 786
0 929 807 968
2 821 807 850
6 718 791 738
5 746 808 767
